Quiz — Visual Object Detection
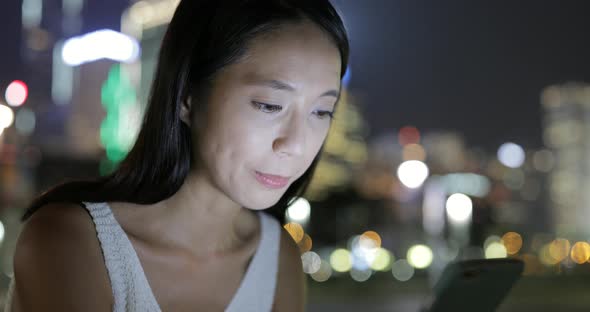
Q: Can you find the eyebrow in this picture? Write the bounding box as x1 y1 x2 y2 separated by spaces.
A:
251 79 340 98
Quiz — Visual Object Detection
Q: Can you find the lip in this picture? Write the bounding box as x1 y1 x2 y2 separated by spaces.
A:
255 171 291 189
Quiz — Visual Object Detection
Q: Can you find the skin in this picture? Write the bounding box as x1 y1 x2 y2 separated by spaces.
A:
11 21 341 311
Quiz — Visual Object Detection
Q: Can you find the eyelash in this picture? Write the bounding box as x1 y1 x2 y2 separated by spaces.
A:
251 101 335 120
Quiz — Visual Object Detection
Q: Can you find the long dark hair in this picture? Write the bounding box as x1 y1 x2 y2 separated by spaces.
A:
22 0 349 224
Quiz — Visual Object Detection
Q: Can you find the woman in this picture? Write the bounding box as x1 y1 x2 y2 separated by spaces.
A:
6 0 349 311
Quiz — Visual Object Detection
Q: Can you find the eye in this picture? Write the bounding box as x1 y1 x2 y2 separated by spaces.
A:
314 110 335 120
251 101 282 113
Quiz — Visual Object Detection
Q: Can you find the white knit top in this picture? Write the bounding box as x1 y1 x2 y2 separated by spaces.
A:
4 202 281 312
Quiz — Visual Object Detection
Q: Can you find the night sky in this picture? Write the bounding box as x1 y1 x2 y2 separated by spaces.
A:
2 1 590 152
332 0 590 151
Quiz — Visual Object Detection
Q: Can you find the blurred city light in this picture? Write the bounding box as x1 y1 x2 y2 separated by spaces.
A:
350 268 372 282
286 197 311 223
283 222 304 244
402 143 426 161
485 242 508 259
484 235 502 250
497 142 525 168
445 193 473 224
440 173 491 197
548 239 571 263
5 80 28 107
502 169 525 190
349 235 371 271
398 126 420 146
0 104 15 129
63 0 84 16
127 0 180 29
369 248 393 271
22 0 43 28
129 1 155 25
532 149 555 172
15 108 36 135
397 160 429 188
501 232 523 255
360 231 382 249
100 64 140 164
330 249 353 273
301 251 321 274
0 221 4 244
570 242 590 264
52 40 74 105
310 260 332 282
422 179 447 236
62 29 140 66
298 234 313 253
539 243 560 266
347 235 360 250
391 259 414 282
407 244 433 269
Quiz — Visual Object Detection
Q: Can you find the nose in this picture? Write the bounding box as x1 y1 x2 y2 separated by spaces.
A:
273 115 306 158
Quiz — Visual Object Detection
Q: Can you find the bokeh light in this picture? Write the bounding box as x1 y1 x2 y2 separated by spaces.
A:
539 243 560 266
301 251 321 274
0 104 15 129
369 248 393 271
62 29 140 66
283 222 304 244
497 142 525 168
360 231 382 249
397 160 429 188
5 80 28 107
484 235 502 250
402 143 426 161
548 239 571 263
485 242 508 259
501 232 523 255
392 259 415 281
310 260 332 282
532 149 555 172
350 236 372 271
298 234 313 253
502 169 525 190
441 173 491 198
445 193 472 223
407 244 433 269
398 126 421 146
350 268 372 282
570 242 590 264
15 108 36 135
0 221 4 244
330 249 353 273
286 197 311 223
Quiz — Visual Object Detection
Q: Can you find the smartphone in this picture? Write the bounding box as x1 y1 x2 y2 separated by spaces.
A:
423 258 524 312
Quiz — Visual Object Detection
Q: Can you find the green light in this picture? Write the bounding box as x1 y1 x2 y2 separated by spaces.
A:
100 64 140 163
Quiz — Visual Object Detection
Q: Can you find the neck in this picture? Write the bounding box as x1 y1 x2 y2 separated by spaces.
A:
142 171 259 259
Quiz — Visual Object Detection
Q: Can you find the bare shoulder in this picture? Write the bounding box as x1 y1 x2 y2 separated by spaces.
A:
272 224 306 312
12 202 112 311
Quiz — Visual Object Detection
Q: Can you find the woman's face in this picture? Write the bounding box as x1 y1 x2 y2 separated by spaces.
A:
192 22 342 209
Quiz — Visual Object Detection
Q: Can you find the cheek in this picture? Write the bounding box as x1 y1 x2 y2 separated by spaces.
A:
303 126 329 163
216 119 274 168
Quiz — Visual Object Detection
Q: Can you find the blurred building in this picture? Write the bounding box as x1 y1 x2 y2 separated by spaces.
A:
541 83 590 239
20 0 86 147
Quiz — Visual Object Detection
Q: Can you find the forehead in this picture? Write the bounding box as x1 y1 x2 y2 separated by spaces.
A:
220 22 342 88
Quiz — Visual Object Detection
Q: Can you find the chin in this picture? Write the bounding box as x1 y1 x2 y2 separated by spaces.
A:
241 193 284 211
